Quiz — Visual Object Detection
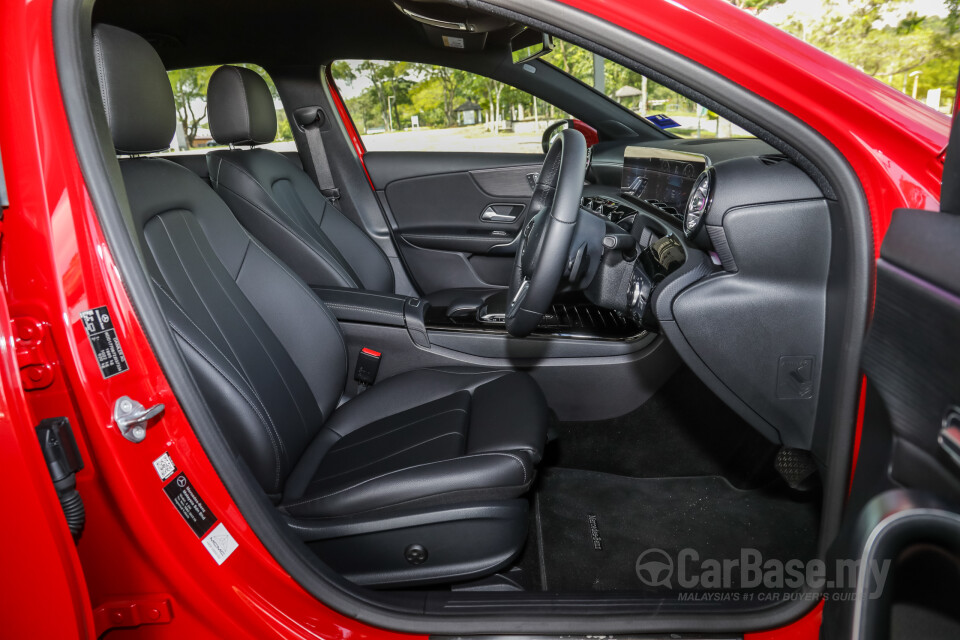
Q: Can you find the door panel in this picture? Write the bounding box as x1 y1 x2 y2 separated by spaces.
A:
821 213 960 638
365 151 543 293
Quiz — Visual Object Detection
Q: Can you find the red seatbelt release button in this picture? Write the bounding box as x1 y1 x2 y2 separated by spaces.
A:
355 348 382 389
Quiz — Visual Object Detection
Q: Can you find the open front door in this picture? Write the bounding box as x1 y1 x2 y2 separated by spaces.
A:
820 81 960 639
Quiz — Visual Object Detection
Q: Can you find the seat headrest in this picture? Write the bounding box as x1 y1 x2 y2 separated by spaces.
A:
92 24 177 154
207 66 277 146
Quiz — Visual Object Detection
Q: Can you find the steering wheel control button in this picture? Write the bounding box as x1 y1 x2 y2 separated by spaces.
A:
405 544 428 565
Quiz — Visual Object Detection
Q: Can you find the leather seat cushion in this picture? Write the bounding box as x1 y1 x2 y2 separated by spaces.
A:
281 368 548 519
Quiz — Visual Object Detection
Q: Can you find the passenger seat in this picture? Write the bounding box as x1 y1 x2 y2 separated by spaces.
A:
204 65 501 306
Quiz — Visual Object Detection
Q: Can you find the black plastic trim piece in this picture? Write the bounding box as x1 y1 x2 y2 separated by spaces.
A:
822 490 960 640
55 0 870 635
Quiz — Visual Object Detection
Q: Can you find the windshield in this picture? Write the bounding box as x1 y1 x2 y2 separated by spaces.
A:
542 39 756 139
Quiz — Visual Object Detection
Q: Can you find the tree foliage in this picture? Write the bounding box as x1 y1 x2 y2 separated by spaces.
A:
168 66 214 147
168 64 293 147
774 0 960 102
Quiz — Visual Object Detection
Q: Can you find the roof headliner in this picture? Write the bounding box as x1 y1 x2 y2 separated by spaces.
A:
92 0 517 71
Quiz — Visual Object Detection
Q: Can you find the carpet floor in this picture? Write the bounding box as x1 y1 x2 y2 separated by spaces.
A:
527 468 820 594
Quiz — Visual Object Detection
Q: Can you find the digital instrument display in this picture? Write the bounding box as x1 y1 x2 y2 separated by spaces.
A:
621 147 708 212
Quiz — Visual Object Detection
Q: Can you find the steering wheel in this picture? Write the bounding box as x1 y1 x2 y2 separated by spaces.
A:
506 129 587 337
541 119 571 154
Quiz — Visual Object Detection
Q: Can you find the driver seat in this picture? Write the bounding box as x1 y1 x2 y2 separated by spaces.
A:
93 24 547 587
204 65 502 308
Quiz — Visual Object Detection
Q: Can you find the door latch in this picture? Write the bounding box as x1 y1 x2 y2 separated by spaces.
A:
114 396 165 443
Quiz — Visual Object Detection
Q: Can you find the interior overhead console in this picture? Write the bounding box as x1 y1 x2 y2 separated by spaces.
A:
392 0 513 34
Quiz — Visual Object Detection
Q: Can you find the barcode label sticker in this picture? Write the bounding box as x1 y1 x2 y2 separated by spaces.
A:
153 452 177 481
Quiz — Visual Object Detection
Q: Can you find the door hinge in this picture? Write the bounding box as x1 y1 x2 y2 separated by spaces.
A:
93 596 173 637
12 317 56 390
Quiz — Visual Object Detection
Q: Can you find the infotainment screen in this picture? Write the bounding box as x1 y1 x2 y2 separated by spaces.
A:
621 146 708 212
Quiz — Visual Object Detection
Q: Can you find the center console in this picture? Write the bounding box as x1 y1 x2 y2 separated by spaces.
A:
425 290 644 341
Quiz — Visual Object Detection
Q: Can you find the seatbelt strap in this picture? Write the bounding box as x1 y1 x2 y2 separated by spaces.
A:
294 106 341 205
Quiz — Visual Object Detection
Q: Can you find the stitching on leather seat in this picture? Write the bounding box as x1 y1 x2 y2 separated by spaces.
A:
323 302 403 319
155 216 293 461
312 430 465 484
170 324 283 491
215 176 358 288
177 217 314 435
251 240 350 371
325 407 467 453
285 451 527 508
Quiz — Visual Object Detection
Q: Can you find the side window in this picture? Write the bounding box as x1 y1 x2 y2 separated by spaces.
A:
543 39 754 140
163 64 294 154
330 60 569 153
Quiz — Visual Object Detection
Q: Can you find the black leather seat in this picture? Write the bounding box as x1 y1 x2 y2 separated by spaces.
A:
203 65 503 308
93 24 547 587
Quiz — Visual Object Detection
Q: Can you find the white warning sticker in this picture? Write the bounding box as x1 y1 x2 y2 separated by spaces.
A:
202 523 238 565
442 35 465 49
152 452 177 481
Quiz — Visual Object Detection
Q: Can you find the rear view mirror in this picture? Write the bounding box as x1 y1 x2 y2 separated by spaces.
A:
510 28 553 65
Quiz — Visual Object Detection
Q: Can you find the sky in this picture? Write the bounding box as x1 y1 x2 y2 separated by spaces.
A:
759 0 949 25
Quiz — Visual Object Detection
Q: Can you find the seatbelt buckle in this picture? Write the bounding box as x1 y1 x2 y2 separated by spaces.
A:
354 347 381 392
320 187 341 203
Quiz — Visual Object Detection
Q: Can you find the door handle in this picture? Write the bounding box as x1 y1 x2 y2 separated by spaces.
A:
480 206 519 223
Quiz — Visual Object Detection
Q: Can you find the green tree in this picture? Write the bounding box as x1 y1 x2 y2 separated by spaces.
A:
413 64 468 127
776 0 960 104
355 60 411 131
727 0 787 12
168 66 215 147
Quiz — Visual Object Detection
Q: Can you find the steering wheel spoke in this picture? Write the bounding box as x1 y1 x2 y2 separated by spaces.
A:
505 129 589 337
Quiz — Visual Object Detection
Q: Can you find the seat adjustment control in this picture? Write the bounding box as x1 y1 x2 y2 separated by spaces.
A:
405 543 428 565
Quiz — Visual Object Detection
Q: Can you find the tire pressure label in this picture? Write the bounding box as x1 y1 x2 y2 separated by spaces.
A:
163 472 216 537
79 306 129 378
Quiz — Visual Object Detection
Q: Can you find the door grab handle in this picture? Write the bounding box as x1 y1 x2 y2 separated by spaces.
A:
481 207 519 223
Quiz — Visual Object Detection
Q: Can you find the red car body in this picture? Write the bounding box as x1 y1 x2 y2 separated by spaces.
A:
0 0 949 638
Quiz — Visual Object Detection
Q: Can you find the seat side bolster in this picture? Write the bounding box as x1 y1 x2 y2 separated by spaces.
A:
468 372 550 463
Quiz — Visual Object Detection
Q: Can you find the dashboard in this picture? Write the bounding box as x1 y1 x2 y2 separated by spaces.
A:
620 146 707 217
581 135 833 452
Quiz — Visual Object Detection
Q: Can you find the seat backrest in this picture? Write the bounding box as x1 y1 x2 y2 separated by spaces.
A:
205 66 395 293
92 24 348 497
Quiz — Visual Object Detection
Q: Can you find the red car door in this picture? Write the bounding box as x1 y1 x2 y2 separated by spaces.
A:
0 149 96 639
819 79 960 639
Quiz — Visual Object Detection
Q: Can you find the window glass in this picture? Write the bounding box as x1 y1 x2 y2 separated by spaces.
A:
163 64 294 154
330 60 569 153
753 0 958 114
543 39 755 139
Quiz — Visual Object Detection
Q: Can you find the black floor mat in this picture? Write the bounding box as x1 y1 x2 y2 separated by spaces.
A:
532 468 820 595
545 368 780 488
